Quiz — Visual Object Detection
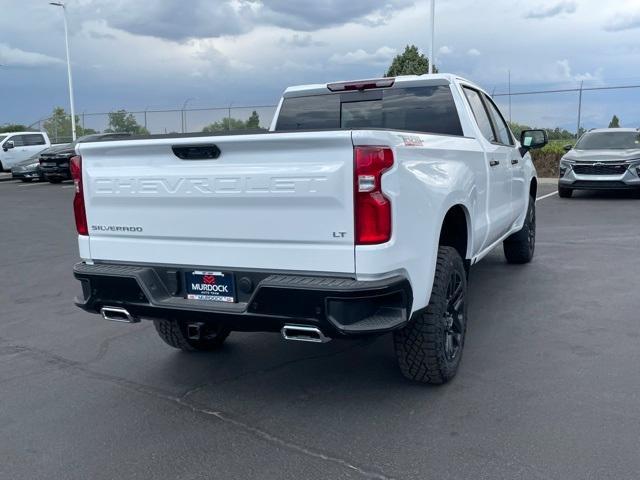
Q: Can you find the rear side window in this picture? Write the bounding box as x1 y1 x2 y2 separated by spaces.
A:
276 95 341 130
22 134 46 146
463 88 496 142
276 85 463 136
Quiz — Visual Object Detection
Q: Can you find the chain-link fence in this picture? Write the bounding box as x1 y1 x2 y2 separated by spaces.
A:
492 82 640 137
29 104 278 144
27 82 640 145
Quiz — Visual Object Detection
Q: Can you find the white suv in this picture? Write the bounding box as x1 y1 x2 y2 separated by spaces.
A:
559 128 640 197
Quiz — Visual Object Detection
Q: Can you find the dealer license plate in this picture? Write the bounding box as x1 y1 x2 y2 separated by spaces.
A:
185 271 236 303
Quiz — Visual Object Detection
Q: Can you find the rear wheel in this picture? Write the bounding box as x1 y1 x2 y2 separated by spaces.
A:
20 178 33 183
558 186 573 198
153 318 230 352
503 196 536 264
48 177 63 184
394 246 467 384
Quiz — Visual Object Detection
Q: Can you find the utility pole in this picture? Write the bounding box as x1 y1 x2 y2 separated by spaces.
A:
576 80 584 139
508 70 512 122
50 2 77 141
181 98 194 133
429 0 435 74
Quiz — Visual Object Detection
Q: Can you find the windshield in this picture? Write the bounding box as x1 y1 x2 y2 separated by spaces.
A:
275 85 464 136
576 131 640 150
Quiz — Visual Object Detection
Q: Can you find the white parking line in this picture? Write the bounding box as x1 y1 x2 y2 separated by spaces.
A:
62 185 74 189
536 191 558 201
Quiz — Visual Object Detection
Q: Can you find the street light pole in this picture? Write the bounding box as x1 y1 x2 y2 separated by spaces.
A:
429 0 435 74
50 2 77 141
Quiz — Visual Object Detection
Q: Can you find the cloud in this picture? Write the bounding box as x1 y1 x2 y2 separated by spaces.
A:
604 12 640 31
278 33 325 48
72 0 249 41
467 48 481 56
554 59 602 82
0 43 63 67
259 0 415 31
438 46 454 56
72 0 415 41
524 1 576 19
329 46 397 66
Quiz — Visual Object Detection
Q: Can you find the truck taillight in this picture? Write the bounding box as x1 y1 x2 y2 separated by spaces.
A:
354 146 393 245
70 155 88 236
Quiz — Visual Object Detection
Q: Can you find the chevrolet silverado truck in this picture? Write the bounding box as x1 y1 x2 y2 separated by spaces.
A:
72 74 547 384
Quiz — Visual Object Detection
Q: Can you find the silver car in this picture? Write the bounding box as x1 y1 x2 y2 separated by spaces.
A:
558 128 640 197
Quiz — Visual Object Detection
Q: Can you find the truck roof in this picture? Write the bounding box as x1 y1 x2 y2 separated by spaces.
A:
283 73 481 98
588 128 640 133
0 131 48 136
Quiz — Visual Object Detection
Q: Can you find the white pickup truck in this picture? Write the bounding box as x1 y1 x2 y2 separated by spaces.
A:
72 74 547 384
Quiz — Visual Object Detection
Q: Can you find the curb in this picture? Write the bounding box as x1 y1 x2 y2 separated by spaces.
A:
0 174 15 182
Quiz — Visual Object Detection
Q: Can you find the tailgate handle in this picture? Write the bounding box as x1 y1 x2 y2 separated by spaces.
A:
172 144 221 160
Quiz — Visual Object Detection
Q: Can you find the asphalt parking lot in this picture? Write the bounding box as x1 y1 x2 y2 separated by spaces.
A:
1 179 639 480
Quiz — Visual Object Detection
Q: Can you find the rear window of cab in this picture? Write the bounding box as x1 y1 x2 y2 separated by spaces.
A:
275 85 464 137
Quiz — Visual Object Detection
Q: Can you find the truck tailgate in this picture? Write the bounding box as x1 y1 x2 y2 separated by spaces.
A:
79 131 356 273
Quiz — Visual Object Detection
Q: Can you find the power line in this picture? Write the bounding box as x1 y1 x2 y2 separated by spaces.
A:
494 83 640 97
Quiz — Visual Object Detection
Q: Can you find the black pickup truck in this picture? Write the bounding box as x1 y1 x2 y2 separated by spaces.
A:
40 133 132 183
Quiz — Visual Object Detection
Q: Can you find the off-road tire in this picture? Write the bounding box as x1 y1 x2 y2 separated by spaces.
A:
558 186 573 198
153 318 230 352
503 196 536 264
394 246 467 384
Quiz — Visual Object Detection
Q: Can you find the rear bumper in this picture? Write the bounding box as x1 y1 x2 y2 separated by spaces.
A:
73 262 413 337
40 162 70 179
11 170 42 180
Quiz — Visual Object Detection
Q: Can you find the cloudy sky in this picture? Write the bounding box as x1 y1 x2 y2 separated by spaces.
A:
1 0 640 132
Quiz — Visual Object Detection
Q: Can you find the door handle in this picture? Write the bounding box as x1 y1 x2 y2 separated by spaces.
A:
511 159 519 165
489 160 500 167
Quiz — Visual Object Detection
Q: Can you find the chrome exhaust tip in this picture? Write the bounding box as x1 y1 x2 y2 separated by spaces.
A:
281 325 330 343
100 306 139 324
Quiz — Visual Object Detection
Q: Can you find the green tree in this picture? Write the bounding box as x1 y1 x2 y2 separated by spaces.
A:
507 121 531 139
0 124 28 133
105 110 149 134
385 45 437 77
245 111 260 129
42 107 95 143
202 111 263 132
608 115 620 128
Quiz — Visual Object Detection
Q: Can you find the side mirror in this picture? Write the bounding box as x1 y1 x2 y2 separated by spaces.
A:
3 140 14 151
520 129 548 155
563 144 573 152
